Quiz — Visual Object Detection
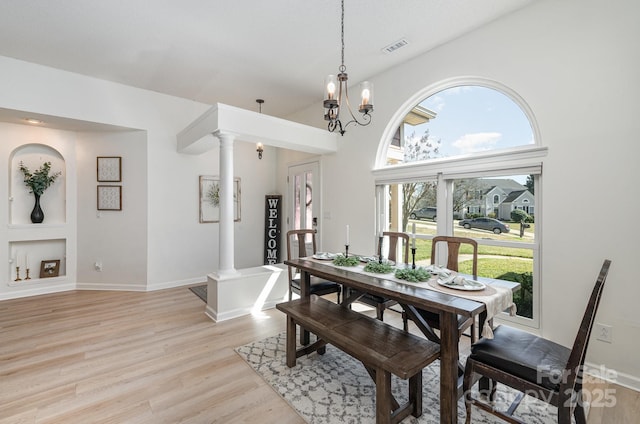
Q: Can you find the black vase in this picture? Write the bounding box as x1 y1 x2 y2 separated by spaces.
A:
30 193 44 224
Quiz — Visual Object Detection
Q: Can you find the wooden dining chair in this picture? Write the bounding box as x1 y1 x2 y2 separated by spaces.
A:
286 229 342 302
357 231 409 320
463 259 611 424
402 236 479 340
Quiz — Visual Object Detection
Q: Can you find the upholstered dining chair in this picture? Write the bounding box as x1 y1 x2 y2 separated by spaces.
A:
462 259 611 424
286 229 342 302
402 236 479 340
357 231 409 320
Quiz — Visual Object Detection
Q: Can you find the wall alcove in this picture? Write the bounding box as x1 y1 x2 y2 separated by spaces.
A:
9 143 66 225
7 143 68 284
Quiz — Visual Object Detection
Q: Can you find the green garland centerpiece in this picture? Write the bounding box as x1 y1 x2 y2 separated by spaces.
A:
18 161 61 223
363 261 395 274
394 267 432 282
332 255 359 267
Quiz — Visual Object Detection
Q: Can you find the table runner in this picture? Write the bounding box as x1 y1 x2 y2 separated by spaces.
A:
307 257 517 338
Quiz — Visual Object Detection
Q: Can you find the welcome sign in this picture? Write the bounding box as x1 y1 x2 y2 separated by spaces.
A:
264 195 282 265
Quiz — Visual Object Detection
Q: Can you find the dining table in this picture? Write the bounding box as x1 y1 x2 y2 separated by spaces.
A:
283 255 519 424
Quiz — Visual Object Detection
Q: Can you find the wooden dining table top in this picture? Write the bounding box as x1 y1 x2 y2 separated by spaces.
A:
285 256 518 318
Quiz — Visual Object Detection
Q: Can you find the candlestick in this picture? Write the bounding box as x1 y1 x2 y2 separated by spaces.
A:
378 235 383 264
25 268 31 280
412 223 416 249
411 247 417 269
15 266 22 281
345 244 349 258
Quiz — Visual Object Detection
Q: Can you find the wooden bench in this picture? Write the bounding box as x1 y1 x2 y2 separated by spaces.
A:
276 295 441 424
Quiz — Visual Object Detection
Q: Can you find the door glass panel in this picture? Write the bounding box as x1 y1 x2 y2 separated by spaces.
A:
305 171 313 231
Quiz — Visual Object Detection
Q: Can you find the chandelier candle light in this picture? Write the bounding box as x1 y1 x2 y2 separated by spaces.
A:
323 0 373 135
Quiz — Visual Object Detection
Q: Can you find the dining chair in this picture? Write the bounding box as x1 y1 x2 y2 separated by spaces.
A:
286 229 342 302
357 231 409 320
402 236 479 340
462 259 611 424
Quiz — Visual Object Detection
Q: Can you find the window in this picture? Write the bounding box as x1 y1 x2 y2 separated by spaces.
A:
375 80 546 327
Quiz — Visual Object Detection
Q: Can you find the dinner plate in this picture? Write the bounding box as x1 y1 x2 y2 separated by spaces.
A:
358 255 378 263
312 252 337 260
437 278 486 291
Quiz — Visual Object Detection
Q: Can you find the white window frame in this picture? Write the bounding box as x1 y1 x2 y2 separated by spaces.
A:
373 77 547 329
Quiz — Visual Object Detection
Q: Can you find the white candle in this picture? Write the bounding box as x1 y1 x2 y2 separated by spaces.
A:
345 225 350 246
25 253 29 269
16 250 20 268
412 223 416 249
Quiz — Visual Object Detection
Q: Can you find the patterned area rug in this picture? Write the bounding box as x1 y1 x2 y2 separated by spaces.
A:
235 332 561 424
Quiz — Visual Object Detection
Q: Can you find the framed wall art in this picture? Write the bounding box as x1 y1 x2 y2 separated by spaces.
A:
97 185 122 210
97 156 122 182
40 259 60 278
199 176 241 223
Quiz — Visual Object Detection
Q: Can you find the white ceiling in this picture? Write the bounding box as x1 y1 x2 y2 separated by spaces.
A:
0 0 535 123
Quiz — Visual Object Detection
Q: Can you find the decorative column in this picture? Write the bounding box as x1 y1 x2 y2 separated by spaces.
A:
216 131 237 276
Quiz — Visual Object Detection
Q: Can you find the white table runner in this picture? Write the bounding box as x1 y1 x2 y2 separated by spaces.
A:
309 257 517 338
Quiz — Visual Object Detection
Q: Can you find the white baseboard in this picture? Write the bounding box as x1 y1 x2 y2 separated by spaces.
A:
585 362 640 392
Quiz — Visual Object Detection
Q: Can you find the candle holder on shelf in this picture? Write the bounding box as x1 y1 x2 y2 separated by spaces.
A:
411 247 417 269
344 244 349 258
15 266 22 281
25 268 31 280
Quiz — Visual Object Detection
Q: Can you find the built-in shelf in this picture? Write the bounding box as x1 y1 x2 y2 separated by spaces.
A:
8 275 66 287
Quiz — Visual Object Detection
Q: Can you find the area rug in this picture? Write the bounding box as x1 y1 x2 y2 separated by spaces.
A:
189 284 207 303
235 332 562 424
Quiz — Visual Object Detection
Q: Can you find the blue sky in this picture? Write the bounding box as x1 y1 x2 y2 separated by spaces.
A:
408 85 534 157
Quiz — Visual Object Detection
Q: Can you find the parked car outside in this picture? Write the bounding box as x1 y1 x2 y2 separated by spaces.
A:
410 207 437 221
458 217 510 234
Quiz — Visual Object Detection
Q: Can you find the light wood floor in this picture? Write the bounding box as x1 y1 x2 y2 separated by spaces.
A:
0 287 636 423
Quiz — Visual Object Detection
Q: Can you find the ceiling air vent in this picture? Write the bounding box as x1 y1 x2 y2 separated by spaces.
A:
382 38 409 54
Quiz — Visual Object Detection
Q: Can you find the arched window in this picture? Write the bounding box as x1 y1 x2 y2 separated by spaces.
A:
374 79 547 328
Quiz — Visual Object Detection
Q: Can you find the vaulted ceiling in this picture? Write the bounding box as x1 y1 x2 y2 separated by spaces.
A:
0 0 535 119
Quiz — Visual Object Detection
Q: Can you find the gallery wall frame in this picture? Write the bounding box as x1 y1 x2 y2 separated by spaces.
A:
97 156 122 182
97 185 122 211
199 176 241 223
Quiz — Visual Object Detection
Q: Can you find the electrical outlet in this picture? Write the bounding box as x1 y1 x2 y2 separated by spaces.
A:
595 323 613 343
94 262 103 272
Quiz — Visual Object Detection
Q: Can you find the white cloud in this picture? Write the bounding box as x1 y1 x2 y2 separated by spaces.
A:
452 132 502 154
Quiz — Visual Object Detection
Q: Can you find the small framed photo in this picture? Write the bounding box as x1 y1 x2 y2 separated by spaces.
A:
40 259 60 278
97 185 122 210
97 156 122 182
199 176 241 223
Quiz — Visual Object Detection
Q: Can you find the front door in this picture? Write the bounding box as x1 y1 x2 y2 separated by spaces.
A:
288 160 321 246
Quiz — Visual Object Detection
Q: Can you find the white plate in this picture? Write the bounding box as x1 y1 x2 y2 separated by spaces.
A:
358 255 378 263
312 252 337 260
437 278 486 291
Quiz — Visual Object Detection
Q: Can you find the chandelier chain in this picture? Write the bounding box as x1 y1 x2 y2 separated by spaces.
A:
340 0 345 71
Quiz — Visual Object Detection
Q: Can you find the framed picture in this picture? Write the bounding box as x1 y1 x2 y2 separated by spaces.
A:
199 176 241 223
97 156 122 182
40 259 60 278
97 185 122 210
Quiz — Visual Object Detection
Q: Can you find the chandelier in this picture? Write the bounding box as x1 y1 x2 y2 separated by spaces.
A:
323 0 373 136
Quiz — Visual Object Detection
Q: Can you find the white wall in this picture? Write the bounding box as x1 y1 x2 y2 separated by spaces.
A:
76 130 148 289
286 0 640 387
0 56 279 295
